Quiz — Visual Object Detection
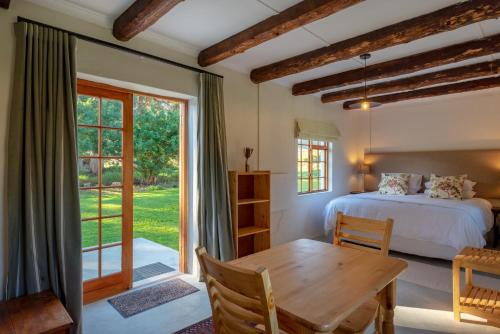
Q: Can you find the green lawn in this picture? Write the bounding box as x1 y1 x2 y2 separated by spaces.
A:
80 187 179 250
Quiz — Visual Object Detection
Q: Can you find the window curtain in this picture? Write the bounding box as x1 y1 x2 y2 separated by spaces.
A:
6 23 82 334
197 73 235 261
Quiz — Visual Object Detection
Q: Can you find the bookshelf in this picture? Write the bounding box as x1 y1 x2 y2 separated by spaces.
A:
228 171 271 258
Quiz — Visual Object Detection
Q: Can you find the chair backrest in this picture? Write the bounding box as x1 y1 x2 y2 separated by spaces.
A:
195 247 279 334
333 212 394 256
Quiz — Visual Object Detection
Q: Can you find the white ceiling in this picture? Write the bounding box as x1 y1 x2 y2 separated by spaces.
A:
29 0 500 96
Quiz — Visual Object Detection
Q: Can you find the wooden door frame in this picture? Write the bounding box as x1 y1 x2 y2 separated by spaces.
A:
78 79 189 303
78 81 134 303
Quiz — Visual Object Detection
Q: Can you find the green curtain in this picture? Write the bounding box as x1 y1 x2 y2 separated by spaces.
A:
6 23 82 334
197 73 235 261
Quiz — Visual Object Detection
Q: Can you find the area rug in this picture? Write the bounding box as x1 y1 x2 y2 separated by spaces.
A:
174 317 214 334
108 278 199 318
133 262 175 282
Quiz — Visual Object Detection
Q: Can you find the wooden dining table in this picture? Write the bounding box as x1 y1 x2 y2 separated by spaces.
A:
230 239 408 334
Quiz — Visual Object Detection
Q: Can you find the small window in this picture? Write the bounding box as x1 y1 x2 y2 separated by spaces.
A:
297 139 329 194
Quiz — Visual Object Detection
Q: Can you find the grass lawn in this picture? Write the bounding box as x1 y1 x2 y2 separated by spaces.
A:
80 187 179 250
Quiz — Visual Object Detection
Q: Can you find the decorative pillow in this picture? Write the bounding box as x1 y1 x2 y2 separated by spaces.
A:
427 174 466 200
385 173 422 194
378 173 410 195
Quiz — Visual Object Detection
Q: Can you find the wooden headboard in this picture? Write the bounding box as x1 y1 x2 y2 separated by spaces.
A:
364 150 500 198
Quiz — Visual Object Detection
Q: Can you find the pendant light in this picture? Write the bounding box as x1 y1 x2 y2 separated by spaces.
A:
344 53 381 111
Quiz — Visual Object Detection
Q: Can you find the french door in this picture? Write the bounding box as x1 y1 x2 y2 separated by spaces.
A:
77 81 133 303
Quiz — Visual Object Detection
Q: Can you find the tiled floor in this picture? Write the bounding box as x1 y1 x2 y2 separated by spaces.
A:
83 245 500 334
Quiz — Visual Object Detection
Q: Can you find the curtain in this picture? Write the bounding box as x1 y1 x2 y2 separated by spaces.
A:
6 23 82 334
197 73 235 261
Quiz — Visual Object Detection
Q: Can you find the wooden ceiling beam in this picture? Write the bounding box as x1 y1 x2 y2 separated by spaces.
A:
342 76 500 109
0 0 10 9
322 60 500 103
294 33 500 96
113 0 184 41
251 0 500 84
198 0 363 67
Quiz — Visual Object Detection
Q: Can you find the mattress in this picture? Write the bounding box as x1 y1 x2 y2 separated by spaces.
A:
324 192 493 260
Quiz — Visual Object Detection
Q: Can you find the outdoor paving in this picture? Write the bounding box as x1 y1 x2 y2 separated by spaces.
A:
83 238 179 282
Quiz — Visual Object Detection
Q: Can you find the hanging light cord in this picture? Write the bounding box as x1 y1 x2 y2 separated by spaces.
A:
364 56 367 100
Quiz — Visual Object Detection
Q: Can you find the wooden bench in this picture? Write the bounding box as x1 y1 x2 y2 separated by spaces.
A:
0 290 73 334
453 247 500 328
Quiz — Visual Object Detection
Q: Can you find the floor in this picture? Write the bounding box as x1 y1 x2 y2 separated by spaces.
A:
83 238 179 282
83 244 500 334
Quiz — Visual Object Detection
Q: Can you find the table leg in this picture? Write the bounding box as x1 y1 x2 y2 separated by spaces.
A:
380 280 396 334
494 213 499 248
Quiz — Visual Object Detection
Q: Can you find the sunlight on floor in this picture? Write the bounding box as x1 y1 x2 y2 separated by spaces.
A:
395 306 499 333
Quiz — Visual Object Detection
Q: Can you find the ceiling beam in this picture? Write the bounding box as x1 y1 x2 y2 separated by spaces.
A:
322 60 500 103
250 0 500 84
293 33 500 96
198 0 363 67
113 0 184 41
0 0 10 9
342 76 500 109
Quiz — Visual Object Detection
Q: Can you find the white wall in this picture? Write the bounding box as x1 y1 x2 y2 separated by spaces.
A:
360 89 500 153
0 0 361 297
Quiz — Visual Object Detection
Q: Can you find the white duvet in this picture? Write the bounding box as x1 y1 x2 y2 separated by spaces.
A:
324 192 493 252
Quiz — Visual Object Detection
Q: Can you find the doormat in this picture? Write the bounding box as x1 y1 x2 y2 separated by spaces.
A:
133 262 175 282
108 278 199 318
174 317 214 334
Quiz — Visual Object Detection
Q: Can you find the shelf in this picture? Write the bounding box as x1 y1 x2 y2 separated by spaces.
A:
238 198 270 205
238 226 270 238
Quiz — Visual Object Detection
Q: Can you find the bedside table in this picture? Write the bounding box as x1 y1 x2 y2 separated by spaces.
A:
487 199 500 248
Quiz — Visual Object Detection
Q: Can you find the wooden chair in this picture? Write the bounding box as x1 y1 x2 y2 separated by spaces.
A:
333 212 394 334
195 247 281 334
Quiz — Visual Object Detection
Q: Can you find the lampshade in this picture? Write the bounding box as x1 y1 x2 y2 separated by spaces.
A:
344 98 382 111
357 163 371 175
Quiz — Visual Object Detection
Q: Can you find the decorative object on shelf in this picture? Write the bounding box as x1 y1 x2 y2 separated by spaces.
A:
344 53 382 111
228 171 271 258
244 147 254 172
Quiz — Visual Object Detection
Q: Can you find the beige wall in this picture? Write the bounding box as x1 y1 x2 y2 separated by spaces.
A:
0 0 361 297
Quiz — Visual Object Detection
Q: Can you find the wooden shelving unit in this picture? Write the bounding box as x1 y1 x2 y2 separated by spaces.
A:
229 171 271 258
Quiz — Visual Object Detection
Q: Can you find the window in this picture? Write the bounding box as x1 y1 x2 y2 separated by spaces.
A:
297 139 329 194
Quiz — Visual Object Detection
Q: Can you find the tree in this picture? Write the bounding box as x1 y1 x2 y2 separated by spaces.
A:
134 95 179 185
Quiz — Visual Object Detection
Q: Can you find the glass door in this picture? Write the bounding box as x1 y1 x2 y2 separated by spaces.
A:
77 80 133 303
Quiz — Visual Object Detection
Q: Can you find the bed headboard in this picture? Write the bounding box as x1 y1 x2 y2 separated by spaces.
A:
364 150 500 198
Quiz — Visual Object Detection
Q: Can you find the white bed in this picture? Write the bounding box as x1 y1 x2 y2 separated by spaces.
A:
324 192 494 260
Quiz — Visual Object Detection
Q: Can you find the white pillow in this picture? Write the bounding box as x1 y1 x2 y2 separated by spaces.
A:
425 179 476 191
385 173 422 194
424 188 476 199
464 180 476 192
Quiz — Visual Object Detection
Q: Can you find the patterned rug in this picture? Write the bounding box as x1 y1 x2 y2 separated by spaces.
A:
108 278 199 318
133 262 175 282
174 318 214 334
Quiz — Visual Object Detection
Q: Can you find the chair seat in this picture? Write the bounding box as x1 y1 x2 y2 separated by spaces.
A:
335 298 379 334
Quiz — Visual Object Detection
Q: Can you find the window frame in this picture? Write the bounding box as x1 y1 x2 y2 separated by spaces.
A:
297 139 329 195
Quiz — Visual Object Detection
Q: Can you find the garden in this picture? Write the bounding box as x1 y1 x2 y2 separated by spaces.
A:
78 94 181 251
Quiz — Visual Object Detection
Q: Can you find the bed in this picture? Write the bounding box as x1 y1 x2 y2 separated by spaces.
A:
324 192 493 260
324 149 500 260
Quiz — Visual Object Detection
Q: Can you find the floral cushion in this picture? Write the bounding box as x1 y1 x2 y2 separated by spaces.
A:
427 174 466 200
378 173 410 195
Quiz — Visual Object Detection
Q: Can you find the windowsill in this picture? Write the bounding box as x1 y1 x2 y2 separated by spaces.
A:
298 189 331 197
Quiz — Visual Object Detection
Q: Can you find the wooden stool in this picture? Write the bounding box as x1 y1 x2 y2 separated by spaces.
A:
453 247 500 328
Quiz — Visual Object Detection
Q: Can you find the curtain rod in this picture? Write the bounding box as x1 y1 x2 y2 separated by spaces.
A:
17 16 224 79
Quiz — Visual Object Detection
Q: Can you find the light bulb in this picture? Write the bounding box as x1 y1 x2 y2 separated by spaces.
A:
361 100 370 111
